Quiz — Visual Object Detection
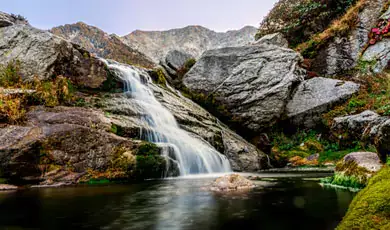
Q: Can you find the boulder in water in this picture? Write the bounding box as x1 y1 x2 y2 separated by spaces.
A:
210 174 255 192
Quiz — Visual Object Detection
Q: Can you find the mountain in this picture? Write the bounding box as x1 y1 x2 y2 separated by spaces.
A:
121 25 257 62
51 22 156 68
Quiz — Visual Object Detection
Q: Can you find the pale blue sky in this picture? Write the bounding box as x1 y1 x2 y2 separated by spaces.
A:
1 0 277 35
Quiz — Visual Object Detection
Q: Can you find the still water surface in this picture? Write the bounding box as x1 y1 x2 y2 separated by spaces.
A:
0 173 355 230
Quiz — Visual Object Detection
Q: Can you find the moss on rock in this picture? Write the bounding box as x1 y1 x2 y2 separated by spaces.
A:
337 166 390 229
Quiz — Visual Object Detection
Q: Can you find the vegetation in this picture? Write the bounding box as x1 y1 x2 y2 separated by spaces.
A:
256 0 358 47
135 142 166 179
269 129 368 167
323 72 390 125
337 166 390 229
296 0 367 58
149 68 167 86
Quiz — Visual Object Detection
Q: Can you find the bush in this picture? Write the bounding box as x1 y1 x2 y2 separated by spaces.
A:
0 60 22 88
135 142 166 179
0 94 26 124
32 75 74 107
337 166 390 229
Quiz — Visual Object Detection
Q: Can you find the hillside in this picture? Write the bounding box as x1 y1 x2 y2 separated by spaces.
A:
51 22 156 68
121 25 257 62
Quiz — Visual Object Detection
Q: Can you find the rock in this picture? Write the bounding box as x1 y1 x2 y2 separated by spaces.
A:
332 110 380 141
121 25 257 62
370 119 390 162
0 184 18 190
252 33 288 47
362 39 390 73
164 50 194 71
0 13 107 88
99 80 268 172
312 0 386 75
51 22 156 68
0 88 36 96
0 11 28 27
210 174 255 192
183 45 305 132
287 77 360 128
306 153 320 161
342 152 383 173
0 106 141 184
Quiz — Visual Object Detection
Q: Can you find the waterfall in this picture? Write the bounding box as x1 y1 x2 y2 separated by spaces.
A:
103 60 232 176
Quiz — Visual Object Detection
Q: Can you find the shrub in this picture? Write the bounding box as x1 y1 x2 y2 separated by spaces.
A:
135 142 166 179
0 94 26 124
32 75 74 107
0 60 22 88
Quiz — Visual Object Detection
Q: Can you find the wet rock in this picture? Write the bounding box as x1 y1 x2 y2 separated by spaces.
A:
210 174 255 192
287 77 360 128
183 45 305 132
252 33 288 47
0 12 107 88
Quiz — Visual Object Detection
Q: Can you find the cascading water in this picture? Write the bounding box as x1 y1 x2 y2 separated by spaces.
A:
103 60 231 176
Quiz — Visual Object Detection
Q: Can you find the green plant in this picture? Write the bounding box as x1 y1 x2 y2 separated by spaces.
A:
0 60 22 88
135 142 166 179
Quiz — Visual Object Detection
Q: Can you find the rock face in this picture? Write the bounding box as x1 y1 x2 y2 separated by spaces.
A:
370 119 390 162
51 22 156 68
0 13 107 88
121 25 257 62
164 50 194 71
210 174 255 192
362 39 390 73
287 77 360 128
0 106 140 184
0 11 28 27
312 0 387 75
183 45 305 132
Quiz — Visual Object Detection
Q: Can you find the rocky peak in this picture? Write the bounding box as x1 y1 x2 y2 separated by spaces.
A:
51 22 156 68
121 25 257 62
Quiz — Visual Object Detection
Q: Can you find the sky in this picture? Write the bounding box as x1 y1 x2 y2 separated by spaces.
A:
1 0 277 36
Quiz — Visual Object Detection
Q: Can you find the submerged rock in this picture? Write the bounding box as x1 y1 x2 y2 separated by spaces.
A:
210 174 255 192
287 77 360 128
183 44 305 132
0 184 18 191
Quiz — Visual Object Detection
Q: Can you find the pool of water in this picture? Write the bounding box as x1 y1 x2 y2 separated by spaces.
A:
0 173 355 230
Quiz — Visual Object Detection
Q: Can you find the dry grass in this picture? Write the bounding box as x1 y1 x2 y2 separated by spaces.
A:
296 0 368 58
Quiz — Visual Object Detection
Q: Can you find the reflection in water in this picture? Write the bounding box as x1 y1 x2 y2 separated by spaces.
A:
0 174 355 230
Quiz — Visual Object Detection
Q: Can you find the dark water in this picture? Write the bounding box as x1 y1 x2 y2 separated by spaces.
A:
0 173 355 230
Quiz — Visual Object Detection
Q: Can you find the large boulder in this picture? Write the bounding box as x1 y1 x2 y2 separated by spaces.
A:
287 77 360 128
183 45 305 132
332 110 381 142
0 106 141 184
0 12 107 88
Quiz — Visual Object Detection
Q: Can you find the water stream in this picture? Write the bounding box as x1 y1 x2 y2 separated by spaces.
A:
103 60 231 176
